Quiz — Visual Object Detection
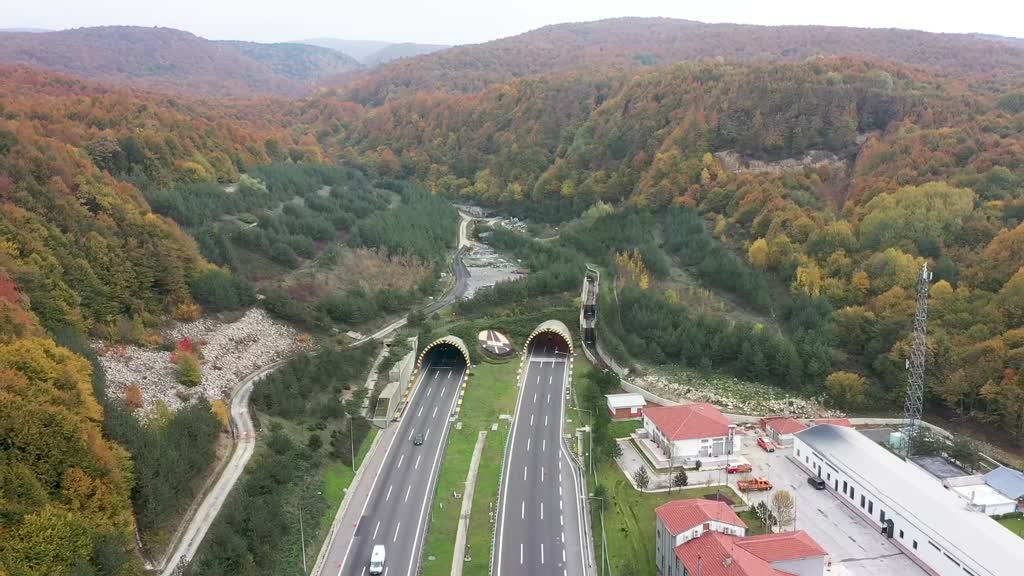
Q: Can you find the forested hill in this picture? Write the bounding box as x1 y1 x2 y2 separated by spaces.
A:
323 55 1024 440
0 27 361 97
331 17 1024 105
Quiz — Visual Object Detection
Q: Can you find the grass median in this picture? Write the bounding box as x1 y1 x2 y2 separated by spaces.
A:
420 358 521 576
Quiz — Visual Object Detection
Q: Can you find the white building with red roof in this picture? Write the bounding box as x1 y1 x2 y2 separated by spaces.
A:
760 417 808 447
642 403 739 464
655 499 827 576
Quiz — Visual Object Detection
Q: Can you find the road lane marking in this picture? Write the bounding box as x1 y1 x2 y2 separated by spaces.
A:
373 521 381 539
418 405 424 417
562 548 566 562
530 414 534 426
432 405 438 418
527 438 531 452
385 485 393 502
541 466 545 482
541 543 545 564
398 454 405 468
548 375 552 385
405 485 412 502
542 439 546 452
520 543 524 565
521 500 525 519
547 393 550 403
545 415 548 426
523 466 528 481
393 522 401 543
408 366 465 576
415 454 422 469
533 393 537 403
409 429 415 440
447 368 452 378
424 428 431 442
561 514 564 526
541 502 544 519
427 386 432 397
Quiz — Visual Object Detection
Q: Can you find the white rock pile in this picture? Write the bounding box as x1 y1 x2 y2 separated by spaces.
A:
100 309 308 413
631 372 844 419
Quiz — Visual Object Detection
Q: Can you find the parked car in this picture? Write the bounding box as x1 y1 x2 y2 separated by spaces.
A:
727 463 752 474
757 437 777 452
738 477 774 491
413 433 424 446
807 476 826 490
369 545 386 574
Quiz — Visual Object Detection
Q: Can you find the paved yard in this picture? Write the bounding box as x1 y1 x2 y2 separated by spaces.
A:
739 437 928 576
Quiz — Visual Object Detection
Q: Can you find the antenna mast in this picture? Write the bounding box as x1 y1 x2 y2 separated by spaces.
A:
903 262 932 458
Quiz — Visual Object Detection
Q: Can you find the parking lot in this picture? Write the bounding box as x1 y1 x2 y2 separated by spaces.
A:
738 434 929 576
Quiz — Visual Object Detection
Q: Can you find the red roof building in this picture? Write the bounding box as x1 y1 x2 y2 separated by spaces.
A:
646 403 733 440
810 418 852 428
642 403 740 462
760 417 809 446
655 498 828 576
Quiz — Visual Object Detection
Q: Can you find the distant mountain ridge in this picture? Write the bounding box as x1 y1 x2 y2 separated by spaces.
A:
332 17 1024 105
298 37 449 65
220 40 360 82
0 26 360 96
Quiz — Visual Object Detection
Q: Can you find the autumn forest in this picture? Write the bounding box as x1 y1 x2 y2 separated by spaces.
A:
1 16 1024 575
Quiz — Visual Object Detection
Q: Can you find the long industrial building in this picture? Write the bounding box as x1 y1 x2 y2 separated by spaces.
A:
793 424 1024 576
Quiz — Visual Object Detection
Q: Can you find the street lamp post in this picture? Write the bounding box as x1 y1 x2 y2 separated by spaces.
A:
577 407 595 481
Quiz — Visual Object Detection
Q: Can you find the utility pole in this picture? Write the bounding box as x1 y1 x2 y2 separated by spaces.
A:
903 262 932 458
299 504 306 574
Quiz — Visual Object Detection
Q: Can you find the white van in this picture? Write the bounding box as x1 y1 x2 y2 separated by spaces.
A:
369 545 386 574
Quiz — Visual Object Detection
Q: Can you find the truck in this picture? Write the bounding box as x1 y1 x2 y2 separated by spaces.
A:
737 477 773 491
369 545 386 575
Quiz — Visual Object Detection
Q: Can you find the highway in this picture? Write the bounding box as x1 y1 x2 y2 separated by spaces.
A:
319 346 467 576
493 333 587 576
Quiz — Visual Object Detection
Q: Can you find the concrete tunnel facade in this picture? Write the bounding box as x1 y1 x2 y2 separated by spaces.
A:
524 319 574 354
416 335 472 369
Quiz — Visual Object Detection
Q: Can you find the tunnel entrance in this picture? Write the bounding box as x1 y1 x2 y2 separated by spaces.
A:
524 319 574 357
417 335 471 369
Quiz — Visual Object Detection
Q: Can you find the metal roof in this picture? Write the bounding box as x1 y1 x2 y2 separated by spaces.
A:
605 393 646 409
985 467 1024 500
795 425 1024 576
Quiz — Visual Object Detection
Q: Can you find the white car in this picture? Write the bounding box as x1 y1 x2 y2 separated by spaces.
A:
369 545 386 575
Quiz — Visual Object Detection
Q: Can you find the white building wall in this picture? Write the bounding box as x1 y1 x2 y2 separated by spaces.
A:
793 437 989 576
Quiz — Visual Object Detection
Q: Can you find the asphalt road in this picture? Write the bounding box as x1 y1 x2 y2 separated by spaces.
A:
494 335 587 576
321 348 467 576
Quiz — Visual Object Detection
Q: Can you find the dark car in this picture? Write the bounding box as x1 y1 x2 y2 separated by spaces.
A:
413 433 424 446
807 476 826 490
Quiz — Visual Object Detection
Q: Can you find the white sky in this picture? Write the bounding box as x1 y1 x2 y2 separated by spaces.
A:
1 0 1022 45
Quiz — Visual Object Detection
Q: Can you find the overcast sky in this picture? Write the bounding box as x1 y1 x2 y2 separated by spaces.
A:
2 0 1022 45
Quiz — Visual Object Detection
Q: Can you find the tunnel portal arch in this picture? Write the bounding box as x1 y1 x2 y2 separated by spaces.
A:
523 319 574 354
416 335 472 369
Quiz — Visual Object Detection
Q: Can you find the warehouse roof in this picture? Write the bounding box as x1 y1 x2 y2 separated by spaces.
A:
986 467 1024 500
795 425 1024 576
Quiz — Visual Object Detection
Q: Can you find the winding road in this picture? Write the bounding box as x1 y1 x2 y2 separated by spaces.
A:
156 212 475 574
